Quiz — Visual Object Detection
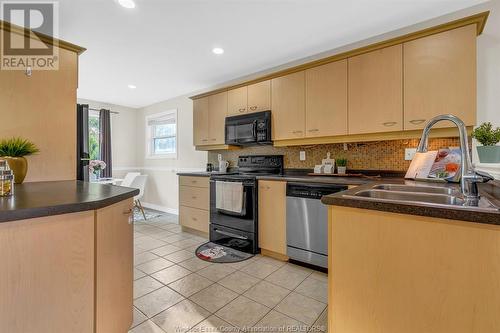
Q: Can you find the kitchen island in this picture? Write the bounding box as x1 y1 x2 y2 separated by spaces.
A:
0 181 138 333
322 180 500 333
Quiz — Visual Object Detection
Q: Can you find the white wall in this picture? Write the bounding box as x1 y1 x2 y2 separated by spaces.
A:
475 0 500 178
135 95 208 213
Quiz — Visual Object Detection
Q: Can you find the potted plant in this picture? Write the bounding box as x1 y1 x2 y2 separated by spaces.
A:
0 137 39 184
89 160 107 181
471 122 500 163
336 158 348 174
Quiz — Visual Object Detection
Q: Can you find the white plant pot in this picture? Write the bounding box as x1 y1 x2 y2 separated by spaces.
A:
337 166 347 174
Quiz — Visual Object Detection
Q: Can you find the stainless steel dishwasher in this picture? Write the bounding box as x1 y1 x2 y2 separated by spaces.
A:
286 182 348 268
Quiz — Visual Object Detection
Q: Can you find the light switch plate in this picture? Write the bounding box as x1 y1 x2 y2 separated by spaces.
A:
300 151 306 161
405 148 417 161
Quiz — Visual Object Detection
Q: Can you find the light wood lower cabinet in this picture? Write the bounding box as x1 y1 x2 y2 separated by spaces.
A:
305 60 348 137
404 24 476 130
348 44 403 134
96 199 134 333
179 176 210 235
271 72 306 140
329 206 500 333
258 180 287 256
0 199 134 333
0 211 95 333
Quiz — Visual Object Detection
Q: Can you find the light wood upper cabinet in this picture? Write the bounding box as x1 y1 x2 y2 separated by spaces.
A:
404 25 476 130
305 60 348 137
227 80 271 116
348 45 403 135
193 97 209 145
258 180 287 255
208 91 228 144
247 80 271 113
227 86 247 116
272 71 306 140
96 200 134 333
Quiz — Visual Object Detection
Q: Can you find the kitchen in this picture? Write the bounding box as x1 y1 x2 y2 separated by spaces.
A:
1 1 500 333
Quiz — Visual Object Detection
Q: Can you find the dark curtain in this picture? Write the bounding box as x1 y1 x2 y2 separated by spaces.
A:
76 104 89 181
99 109 112 178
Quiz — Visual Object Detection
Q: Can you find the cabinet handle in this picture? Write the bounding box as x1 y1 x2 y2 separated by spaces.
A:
382 122 397 127
211 138 216 141
192 217 198 221
191 180 197 184
250 106 257 111
192 196 197 199
239 108 246 112
409 119 426 125
308 129 319 132
202 139 208 142
292 130 303 134
123 208 133 215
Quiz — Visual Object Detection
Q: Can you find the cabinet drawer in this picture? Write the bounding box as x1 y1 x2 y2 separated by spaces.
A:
179 206 209 233
179 176 209 188
179 186 209 210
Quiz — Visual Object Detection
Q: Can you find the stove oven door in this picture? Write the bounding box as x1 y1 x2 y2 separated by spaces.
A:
210 179 255 233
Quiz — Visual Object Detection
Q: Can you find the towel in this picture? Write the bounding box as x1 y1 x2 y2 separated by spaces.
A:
215 181 244 213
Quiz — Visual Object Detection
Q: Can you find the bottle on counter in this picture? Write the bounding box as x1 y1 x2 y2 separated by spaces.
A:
0 159 14 197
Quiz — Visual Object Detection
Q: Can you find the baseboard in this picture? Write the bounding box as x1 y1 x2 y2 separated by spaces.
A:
260 249 290 262
141 202 179 215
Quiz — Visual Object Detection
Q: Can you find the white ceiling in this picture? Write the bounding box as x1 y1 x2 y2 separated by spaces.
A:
56 0 488 108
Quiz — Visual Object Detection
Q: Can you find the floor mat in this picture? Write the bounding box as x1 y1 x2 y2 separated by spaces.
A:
133 207 164 222
196 242 254 263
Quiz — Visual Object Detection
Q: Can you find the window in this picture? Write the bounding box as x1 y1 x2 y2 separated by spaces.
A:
146 110 177 159
89 110 100 160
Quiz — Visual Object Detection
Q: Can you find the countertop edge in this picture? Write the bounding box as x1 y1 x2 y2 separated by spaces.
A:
0 186 139 223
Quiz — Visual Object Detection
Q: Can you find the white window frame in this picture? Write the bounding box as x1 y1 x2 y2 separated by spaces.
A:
145 109 178 159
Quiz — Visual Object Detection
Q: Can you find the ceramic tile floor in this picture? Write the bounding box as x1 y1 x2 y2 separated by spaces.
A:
130 213 328 333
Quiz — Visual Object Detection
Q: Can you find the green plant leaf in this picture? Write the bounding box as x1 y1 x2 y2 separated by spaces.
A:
0 137 40 157
471 122 500 146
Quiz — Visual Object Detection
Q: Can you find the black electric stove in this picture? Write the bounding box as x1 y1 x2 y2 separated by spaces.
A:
209 155 284 254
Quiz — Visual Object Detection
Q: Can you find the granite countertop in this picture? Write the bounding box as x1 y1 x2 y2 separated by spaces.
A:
321 179 500 226
0 181 139 223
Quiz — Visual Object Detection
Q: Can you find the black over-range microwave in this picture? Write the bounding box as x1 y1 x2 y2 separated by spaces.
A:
225 110 272 146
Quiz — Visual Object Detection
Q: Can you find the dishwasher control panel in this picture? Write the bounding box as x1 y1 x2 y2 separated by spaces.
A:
286 183 348 199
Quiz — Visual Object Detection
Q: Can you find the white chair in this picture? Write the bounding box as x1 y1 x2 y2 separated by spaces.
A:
130 175 148 220
117 172 140 187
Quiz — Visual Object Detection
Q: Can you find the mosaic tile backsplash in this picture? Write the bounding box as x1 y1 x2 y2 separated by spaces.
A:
208 138 464 171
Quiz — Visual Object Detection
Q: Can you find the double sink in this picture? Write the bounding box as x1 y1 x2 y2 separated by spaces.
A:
344 183 499 211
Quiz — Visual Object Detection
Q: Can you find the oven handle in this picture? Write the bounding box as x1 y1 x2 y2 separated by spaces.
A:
213 228 249 240
252 120 257 138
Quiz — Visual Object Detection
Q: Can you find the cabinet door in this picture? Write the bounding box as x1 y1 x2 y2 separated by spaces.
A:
247 80 271 113
96 199 134 333
306 60 348 137
193 97 209 145
258 181 287 255
208 91 228 144
404 25 476 130
227 86 248 116
0 212 94 333
271 72 305 140
348 45 403 134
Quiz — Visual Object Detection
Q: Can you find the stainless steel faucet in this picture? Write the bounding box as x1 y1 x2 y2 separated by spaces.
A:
416 114 493 206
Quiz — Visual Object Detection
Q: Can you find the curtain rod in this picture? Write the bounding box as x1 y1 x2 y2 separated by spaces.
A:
89 107 120 114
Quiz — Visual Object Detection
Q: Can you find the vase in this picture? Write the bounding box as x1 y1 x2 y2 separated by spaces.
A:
477 146 500 163
3 156 28 184
337 166 347 174
90 172 99 182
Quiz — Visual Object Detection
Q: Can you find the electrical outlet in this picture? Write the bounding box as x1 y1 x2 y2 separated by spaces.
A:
300 151 306 161
405 148 417 161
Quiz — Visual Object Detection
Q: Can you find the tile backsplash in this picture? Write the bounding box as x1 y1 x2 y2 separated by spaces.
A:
208 138 463 171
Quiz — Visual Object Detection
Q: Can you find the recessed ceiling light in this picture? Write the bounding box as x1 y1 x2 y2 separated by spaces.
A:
118 0 136 9
128 84 137 89
212 47 224 55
